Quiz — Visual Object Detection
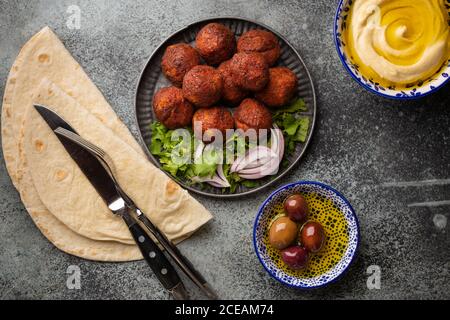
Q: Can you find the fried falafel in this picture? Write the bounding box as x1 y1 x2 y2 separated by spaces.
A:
255 67 298 107
230 52 269 92
196 23 236 65
161 43 201 87
153 86 194 129
217 60 248 106
237 29 281 66
192 106 235 142
182 65 223 107
234 98 273 133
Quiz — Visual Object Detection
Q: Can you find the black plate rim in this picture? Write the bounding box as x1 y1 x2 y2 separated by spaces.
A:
134 16 317 199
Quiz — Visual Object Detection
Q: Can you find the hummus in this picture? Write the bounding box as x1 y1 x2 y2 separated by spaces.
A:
344 0 450 87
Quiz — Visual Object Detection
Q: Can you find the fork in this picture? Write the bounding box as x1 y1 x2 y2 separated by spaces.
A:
54 127 218 300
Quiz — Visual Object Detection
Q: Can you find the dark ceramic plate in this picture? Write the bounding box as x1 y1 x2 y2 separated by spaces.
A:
134 17 316 198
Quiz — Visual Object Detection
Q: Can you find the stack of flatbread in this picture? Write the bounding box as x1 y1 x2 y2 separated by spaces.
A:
1 27 212 261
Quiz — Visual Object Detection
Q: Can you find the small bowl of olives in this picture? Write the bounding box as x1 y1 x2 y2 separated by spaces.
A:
253 181 359 289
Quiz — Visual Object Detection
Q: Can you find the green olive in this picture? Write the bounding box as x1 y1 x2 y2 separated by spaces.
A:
268 216 298 250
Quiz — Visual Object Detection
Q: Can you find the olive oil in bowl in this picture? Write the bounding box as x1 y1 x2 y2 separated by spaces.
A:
264 192 349 278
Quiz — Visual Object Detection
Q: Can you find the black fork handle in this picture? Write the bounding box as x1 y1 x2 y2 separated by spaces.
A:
137 213 217 299
121 212 189 300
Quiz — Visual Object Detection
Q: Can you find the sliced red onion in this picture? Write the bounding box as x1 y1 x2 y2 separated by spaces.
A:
230 125 284 179
194 141 205 163
238 158 280 177
238 162 280 179
228 125 285 180
190 164 230 188
208 180 228 188
230 144 266 172
207 174 230 188
191 173 230 188
192 142 231 188
277 130 284 160
237 148 278 175
270 128 279 155
216 163 229 185
245 129 282 169
234 146 276 173
230 152 245 173
245 157 271 169
273 124 284 161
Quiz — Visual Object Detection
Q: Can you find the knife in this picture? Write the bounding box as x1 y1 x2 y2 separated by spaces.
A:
33 104 189 300
53 123 219 299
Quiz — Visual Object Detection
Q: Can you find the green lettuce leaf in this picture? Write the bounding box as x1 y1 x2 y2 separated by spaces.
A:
274 98 310 156
273 98 307 118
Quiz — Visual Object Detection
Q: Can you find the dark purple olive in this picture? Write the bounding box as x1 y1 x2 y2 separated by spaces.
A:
300 221 325 253
284 194 308 222
281 246 309 269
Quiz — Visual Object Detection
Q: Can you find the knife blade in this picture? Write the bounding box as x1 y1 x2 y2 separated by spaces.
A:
33 104 189 300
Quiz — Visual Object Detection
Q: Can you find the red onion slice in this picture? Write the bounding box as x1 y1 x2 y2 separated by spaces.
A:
190 164 230 188
238 161 280 179
242 127 283 170
194 141 205 163
245 157 271 169
238 154 280 177
270 128 279 155
191 173 230 188
238 148 278 174
229 125 286 180
234 146 276 173
208 180 228 188
230 153 245 173
273 124 284 161
216 163 229 185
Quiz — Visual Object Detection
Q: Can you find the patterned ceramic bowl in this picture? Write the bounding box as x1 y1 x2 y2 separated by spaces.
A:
334 0 450 100
253 181 359 289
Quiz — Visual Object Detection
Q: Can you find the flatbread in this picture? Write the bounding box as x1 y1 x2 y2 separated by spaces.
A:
25 79 212 243
2 27 212 261
2 27 142 261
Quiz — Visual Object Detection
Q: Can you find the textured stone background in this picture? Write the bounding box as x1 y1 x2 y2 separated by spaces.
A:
0 0 449 300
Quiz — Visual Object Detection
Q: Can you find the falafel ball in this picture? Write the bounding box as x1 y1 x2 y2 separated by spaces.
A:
153 86 194 129
234 98 273 133
230 52 269 92
192 106 235 142
195 23 236 65
182 65 223 107
161 43 201 87
237 29 281 66
217 60 248 106
255 67 298 107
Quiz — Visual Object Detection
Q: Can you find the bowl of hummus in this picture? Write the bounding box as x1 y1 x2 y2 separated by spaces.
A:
334 0 450 99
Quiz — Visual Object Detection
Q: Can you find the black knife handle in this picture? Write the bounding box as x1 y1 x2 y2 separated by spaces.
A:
139 214 207 285
121 213 186 296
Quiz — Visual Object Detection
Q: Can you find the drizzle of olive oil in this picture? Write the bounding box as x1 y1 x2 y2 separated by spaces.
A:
264 192 349 278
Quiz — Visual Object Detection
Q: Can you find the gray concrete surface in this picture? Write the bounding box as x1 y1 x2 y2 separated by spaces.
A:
0 0 449 300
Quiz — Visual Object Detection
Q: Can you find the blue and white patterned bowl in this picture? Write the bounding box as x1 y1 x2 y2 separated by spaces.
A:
334 0 450 100
253 181 359 289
